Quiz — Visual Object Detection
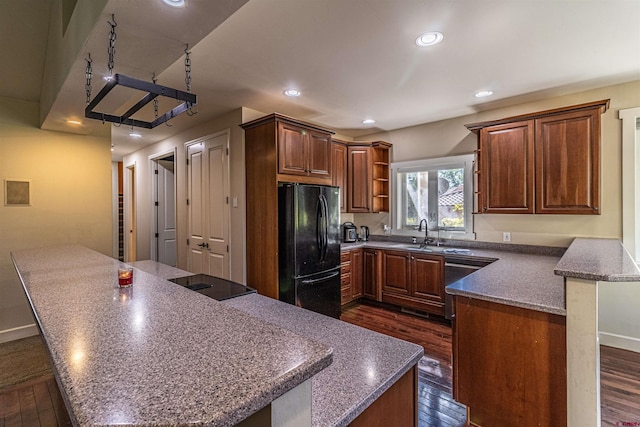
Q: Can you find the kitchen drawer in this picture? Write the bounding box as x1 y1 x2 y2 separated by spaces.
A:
341 273 351 287
341 261 351 274
341 285 351 304
341 251 351 263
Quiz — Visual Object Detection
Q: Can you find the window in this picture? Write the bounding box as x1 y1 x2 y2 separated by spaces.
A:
392 154 474 239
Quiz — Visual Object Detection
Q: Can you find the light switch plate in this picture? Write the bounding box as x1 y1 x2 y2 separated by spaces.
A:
503 232 511 242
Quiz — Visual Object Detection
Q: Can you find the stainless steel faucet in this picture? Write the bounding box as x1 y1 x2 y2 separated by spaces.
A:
418 218 428 249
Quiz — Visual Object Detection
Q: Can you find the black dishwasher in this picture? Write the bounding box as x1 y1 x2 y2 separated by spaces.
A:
444 259 490 320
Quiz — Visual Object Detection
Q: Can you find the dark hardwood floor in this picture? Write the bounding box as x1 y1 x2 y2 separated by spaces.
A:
601 345 640 426
341 303 466 427
2 303 638 426
342 302 640 427
0 376 71 427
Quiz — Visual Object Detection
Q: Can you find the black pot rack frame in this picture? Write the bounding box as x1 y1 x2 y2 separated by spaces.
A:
84 73 197 129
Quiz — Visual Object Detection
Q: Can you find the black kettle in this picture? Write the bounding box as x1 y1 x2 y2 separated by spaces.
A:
342 222 357 243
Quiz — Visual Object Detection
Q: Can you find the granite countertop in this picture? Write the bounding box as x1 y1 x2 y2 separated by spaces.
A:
224 294 423 427
11 245 332 427
341 239 566 316
342 237 640 316
132 259 424 427
554 238 640 281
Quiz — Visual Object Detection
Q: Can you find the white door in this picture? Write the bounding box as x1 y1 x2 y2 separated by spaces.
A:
154 156 176 266
186 132 230 278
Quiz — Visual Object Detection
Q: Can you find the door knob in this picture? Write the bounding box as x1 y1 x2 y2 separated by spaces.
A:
197 243 209 248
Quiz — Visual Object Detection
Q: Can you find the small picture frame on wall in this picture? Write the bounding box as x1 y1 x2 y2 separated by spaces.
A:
4 180 31 206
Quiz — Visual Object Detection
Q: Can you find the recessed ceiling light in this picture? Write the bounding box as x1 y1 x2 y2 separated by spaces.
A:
162 0 185 7
67 120 82 125
475 90 494 98
284 89 301 97
362 119 376 125
415 32 443 47
129 133 142 138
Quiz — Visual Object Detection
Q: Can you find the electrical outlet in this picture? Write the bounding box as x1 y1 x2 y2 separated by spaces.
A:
503 232 511 242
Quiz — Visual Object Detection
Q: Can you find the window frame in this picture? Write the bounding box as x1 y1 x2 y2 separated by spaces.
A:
620 106 640 264
391 154 475 240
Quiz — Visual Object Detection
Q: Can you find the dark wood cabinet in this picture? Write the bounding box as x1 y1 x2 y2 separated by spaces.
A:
348 141 391 213
277 121 332 182
241 113 334 299
453 296 566 426
348 145 372 212
381 250 411 296
468 99 608 215
331 140 348 213
381 250 445 316
340 248 363 306
535 108 601 214
351 248 363 299
479 121 535 214
363 248 381 301
371 142 391 213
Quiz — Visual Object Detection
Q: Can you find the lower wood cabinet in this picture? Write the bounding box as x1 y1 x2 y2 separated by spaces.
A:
381 250 445 316
363 248 381 301
453 296 567 426
340 249 363 305
349 366 417 427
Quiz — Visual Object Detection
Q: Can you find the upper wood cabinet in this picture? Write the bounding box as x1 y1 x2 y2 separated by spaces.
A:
348 145 372 212
331 140 348 213
468 99 609 215
348 141 392 213
535 109 601 214
479 121 535 214
277 121 332 182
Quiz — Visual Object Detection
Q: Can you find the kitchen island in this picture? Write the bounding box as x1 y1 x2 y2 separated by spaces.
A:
12 246 422 427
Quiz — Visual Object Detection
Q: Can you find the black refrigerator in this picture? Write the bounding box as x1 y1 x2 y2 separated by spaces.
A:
278 183 341 318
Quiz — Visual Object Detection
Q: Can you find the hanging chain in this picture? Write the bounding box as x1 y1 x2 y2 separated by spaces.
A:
107 14 117 77
152 73 159 119
85 53 93 104
184 45 192 93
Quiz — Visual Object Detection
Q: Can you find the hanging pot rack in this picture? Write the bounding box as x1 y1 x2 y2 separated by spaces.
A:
84 14 197 129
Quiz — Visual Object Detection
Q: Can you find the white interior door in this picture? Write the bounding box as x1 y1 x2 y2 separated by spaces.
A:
187 132 230 278
154 156 176 266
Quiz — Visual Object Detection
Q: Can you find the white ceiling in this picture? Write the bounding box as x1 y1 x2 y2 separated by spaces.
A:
2 0 640 160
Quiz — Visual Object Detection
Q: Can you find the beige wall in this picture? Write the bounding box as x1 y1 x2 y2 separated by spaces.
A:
40 0 108 125
0 97 112 341
357 80 640 247
123 107 261 284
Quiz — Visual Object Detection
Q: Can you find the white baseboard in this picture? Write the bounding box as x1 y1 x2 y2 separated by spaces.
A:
0 324 38 343
599 331 640 353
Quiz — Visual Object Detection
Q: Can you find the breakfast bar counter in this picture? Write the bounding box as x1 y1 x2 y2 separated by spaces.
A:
12 246 423 427
11 245 332 426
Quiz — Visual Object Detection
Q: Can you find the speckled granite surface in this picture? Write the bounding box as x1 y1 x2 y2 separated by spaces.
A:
223 293 423 427
554 238 640 282
11 245 332 427
341 240 566 315
128 260 192 280
446 252 566 315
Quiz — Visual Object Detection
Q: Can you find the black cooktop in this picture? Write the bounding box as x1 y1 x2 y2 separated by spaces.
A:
168 274 256 301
